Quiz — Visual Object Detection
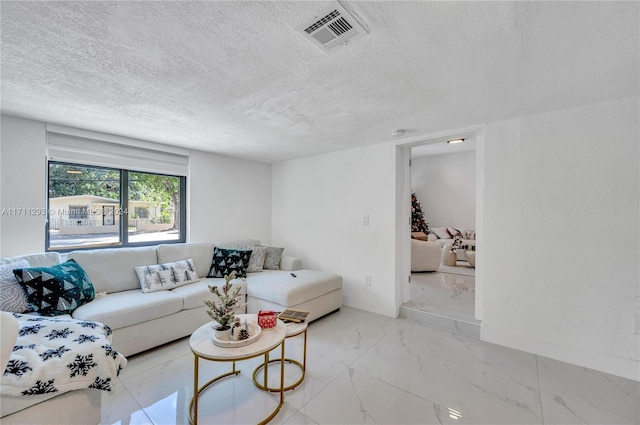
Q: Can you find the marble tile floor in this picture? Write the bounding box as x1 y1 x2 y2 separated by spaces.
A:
401 270 480 338
101 306 639 425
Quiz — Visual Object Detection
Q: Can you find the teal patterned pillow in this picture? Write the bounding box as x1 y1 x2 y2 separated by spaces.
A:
12 259 95 316
207 247 252 278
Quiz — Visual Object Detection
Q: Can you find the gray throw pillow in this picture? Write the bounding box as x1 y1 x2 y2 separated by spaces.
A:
243 245 267 273
0 260 30 313
263 246 284 270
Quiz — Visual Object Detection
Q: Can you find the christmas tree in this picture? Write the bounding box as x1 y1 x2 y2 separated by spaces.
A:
411 192 429 233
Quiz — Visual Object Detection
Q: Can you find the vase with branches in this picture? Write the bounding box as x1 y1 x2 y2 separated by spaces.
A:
204 271 246 332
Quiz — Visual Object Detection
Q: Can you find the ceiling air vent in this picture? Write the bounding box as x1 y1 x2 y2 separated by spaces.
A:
296 2 369 53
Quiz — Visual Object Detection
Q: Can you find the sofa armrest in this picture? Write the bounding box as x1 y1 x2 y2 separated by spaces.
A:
279 256 303 271
1 312 19 373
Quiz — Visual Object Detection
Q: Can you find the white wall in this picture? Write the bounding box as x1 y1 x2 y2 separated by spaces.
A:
272 142 399 317
188 152 271 244
411 150 476 229
271 96 638 380
0 116 47 257
480 97 639 381
0 115 273 257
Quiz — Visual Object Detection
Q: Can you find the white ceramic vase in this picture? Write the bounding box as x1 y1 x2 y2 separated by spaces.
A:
213 325 231 341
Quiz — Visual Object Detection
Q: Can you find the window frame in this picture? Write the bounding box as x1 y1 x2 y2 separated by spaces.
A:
46 161 186 252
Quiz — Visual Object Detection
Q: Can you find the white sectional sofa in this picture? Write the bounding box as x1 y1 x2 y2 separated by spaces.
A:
0 239 342 423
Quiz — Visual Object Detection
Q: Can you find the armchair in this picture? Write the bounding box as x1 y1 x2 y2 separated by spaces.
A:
411 239 442 272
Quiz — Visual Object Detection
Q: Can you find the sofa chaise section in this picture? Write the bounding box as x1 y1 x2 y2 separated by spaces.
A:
246 269 343 322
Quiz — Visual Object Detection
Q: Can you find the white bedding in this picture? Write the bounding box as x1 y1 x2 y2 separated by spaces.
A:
1 314 127 397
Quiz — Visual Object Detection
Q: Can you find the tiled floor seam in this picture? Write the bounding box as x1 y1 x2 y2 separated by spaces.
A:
534 355 546 424
269 353 353 413
119 349 191 381
349 362 450 416
117 377 155 425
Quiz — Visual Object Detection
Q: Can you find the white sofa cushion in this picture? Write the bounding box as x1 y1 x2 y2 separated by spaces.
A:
216 239 261 249
67 246 158 294
247 270 342 307
72 289 182 330
279 256 303 271
156 243 215 278
172 277 247 310
0 252 61 267
1 312 19 374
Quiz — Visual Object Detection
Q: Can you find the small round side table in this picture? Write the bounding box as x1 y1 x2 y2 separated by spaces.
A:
252 321 307 391
189 315 287 425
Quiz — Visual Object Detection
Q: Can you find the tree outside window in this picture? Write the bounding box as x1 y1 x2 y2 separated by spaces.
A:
47 162 185 250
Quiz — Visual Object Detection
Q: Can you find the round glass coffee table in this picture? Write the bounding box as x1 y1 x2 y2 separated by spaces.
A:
189 314 287 425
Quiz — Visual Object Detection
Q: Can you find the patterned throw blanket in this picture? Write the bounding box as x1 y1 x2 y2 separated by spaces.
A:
1 314 127 396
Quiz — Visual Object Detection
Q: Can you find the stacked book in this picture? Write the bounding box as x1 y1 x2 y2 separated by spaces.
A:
277 309 309 323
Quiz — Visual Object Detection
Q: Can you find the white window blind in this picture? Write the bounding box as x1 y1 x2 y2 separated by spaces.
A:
46 124 189 176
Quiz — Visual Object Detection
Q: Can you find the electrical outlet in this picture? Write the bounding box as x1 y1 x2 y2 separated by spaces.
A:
362 214 370 226
364 275 372 287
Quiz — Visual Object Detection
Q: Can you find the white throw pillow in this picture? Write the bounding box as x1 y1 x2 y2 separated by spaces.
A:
446 227 463 238
431 227 451 239
135 259 199 293
243 245 267 273
0 260 30 313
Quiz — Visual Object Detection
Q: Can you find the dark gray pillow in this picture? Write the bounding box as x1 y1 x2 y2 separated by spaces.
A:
208 247 252 278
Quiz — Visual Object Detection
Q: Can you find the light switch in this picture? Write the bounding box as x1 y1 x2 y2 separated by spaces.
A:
362 214 369 226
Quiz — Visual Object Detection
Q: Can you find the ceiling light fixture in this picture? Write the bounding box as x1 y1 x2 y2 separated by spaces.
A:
447 138 464 144
392 129 405 137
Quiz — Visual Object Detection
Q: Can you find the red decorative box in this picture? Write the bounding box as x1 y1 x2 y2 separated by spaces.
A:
258 310 277 330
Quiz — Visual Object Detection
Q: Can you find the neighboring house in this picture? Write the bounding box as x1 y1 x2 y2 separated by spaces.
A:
49 195 173 235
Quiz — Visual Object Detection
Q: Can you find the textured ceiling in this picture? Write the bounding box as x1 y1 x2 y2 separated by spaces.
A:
1 1 638 163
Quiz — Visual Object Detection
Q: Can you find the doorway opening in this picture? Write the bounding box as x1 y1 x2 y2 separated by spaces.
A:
397 129 483 337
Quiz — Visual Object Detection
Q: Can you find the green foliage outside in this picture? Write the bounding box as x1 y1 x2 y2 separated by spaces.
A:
49 163 180 230
48 164 119 199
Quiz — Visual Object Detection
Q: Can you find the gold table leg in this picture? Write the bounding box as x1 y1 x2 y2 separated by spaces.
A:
252 328 307 392
190 343 286 425
188 356 242 425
